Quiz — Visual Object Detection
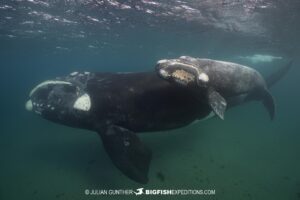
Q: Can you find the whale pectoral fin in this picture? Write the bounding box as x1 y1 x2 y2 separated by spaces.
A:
207 88 227 120
98 125 152 184
262 89 275 120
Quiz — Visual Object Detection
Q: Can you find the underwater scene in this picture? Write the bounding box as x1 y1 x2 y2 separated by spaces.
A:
1 0 300 199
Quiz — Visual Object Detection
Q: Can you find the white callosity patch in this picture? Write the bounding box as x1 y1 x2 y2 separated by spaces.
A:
174 78 188 86
157 59 168 64
179 56 188 59
29 80 72 97
170 61 203 76
25 100 33 111
172 62 195 69
179 55 198 62
73 93 91 111
159 69 169 78
198 73 209 82
70 71 78 76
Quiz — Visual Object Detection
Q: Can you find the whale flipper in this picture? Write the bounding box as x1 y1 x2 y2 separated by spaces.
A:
99 125 152 184
262 89 275 120
208 88 227 120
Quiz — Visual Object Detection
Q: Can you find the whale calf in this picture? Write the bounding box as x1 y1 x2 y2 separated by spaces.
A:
156 56 278 120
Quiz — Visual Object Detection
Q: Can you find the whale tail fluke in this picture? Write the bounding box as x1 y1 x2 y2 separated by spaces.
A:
266 60 293 88
262 60 293 120
262 89 275 120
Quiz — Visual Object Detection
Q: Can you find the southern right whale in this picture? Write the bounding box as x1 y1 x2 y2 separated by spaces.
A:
25 58 292 184
156 56 283 120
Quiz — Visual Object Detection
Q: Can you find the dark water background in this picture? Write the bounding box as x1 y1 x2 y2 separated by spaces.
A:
1 0 300 199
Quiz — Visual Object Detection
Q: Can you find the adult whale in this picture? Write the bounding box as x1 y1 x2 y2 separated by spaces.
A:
25 58 292 184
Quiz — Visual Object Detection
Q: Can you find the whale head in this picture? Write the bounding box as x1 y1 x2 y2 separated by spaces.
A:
156 59 196 85
25 78 92 127
156 57 209 87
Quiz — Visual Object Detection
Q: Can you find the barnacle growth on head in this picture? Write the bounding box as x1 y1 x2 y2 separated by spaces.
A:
171 69 196 84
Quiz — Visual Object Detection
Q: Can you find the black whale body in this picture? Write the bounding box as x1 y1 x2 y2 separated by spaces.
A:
42 72 212 133
85 72 211 132
27 71 212 184
25 60 292 184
